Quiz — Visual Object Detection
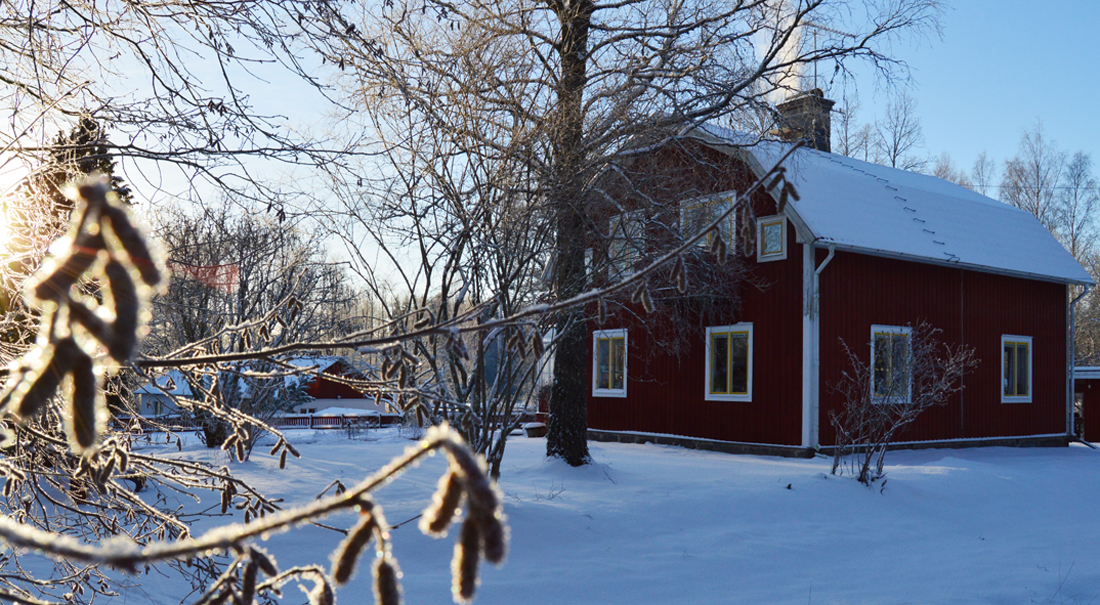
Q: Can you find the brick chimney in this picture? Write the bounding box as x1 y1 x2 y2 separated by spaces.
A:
774 88 835 152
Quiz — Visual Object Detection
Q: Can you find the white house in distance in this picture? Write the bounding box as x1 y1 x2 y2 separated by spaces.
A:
133 357 393 418
134 369 190 416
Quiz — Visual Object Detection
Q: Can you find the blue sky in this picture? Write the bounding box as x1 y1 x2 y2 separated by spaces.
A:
842 1 1099 183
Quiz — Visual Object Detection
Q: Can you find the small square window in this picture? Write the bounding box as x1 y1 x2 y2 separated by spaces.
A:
705 323 752 402
870 325 912 404
757 216 787 262
1002 335 1032 403
593 329 627 397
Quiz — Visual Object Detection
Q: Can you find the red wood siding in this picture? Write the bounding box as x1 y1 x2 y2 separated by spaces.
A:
585 143 1071 447
587 184 805 445
817 251 1067 445
306 360 366 399
1078 379 1100 441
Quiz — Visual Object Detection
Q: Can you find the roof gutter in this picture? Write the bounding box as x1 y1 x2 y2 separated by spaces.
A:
814 240 1095 287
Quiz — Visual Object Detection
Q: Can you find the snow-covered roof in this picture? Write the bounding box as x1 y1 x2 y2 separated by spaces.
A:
284 356 344 371
314 407 380 417
135 370 192 396
1075 367 1100 381
691 125 1094 286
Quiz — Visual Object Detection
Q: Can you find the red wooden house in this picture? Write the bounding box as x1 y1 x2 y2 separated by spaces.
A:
586 91 1094 455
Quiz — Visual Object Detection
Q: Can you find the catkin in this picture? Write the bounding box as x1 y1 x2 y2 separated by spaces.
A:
68 346 100 451
68 300 112 346
639 287 654 314
478 511 507 565
420 468 463 537
373 557 402 605
13 338 75 420
97 455 116 488
250 547 279 578
531 332 544 359
31 241 103 301
673 257 687 293
452 518 481 604
449 451 498 514
331 508 377 584
116 448 129 473
101 203 162 287
8 359 58 420
103 260 139 361
239 560 257 604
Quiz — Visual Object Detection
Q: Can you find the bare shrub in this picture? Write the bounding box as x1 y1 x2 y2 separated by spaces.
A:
829 322 978 485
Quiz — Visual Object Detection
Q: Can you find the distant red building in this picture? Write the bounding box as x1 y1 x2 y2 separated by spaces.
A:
586 91 1093 454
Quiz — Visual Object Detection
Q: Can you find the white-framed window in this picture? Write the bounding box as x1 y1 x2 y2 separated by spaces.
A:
592 329 627 397
705 323 752 402
871 325 912 404
681 194 735 248
756 215 787 262
609 211 644 278
1002 335 1032 403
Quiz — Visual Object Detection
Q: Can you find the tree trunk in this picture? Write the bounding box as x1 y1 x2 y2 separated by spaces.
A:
546 0 593 466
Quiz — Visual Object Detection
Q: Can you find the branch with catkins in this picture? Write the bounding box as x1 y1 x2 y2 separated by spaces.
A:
0 424 507 605
0 177 165 452
0 175 510 604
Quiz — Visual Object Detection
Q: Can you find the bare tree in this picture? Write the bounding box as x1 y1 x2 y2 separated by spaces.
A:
1000 122 1065 231
0 180 514 604
931 151 973 189
1055 151 1099 261
971 150 998 197
144 205 362 453
316 0 944 466
833 95 873 160
829 322 977 485
872 90 926 171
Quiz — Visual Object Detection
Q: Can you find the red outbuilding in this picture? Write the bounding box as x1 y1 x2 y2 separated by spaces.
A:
585 91 1094 455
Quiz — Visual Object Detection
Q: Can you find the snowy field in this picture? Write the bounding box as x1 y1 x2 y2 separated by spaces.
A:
118 429 1100 604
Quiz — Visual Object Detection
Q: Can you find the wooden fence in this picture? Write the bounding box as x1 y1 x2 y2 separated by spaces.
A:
116 413 402 433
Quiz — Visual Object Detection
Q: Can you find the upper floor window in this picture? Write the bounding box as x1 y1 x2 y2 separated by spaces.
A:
1002 335 1032 403
609 211 644 278
705 323 753 402
871 325 912 404
757 215 787 262
681 194 735 248
593 329 627 397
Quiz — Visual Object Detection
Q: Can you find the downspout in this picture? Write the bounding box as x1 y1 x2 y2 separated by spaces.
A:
802 243 835 449
1069 284 1090 437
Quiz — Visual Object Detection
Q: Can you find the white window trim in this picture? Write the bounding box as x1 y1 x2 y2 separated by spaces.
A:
1001 334 1033 403
680 193 736 248
592 329 628 398
704 323 753 402
870 324 913 405
756 215 788 262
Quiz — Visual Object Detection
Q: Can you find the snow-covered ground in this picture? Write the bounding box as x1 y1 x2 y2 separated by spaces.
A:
121 429 1100 604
